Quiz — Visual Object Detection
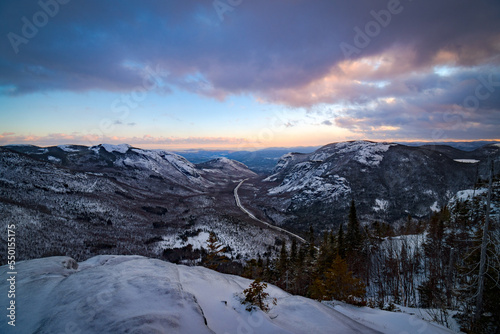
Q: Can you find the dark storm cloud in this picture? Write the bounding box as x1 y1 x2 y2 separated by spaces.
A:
1 0 499 95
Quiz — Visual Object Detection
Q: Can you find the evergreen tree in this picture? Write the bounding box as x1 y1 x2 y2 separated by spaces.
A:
337 224 346 259
317 231 334 274
308 225 316 258
290 238 298 264
276 240 289 289
204 231 228 270
278 240 288 274
310 255 365 303
346 199 362 255
242 279 277 312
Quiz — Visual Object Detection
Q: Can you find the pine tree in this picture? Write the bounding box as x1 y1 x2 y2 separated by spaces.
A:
204 231 228 270
310 255 365 303
278 240 288 274
242 279 277 312
290 238 297 264
346 199 362 255
317 231 334 274
308 225 316 258
337 224 346 259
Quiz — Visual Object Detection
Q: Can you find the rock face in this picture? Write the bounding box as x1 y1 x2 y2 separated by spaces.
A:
261 141 500 229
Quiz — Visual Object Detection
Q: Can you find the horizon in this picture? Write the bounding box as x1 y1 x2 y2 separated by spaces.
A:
1 1 499 149
3 138 500 152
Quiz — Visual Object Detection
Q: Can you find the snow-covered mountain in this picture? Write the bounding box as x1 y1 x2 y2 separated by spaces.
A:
0 145 279 262
2 141 499 263
259 141 500 229
0 255 458 334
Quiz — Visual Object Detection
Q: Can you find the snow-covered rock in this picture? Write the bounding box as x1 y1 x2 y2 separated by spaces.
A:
0 255 457 334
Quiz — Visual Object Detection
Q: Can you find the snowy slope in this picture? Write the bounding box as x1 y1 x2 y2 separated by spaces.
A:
0 256 458 333
329 302 459 334
0 146 275 262
197 157 258 180
260 140 500 225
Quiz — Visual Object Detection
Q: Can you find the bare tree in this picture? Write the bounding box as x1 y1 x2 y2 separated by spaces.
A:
475 160 494 322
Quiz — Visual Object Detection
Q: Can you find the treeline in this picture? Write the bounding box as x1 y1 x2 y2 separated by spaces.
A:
239 200 369 304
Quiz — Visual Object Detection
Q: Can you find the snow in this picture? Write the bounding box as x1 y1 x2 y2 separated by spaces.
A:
89 143 131 154
379 234 426 257
0 255 410 334
453 159 479 163
265 141 394 207
47 155 61 163
430 201 440 212
328 302 459 334
268 162 351 204
158 231 210 250
57 144 80 152
334 141 395 167
35 148 48 154
101 143 131 153
132 148 200 178
1 255 460 334
0 177 15 185
373 199 389 212
310 151 330 162
264 152 301 182
450 188 488 202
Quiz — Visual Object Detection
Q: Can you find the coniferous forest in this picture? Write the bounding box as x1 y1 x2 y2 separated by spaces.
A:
203 178 500 334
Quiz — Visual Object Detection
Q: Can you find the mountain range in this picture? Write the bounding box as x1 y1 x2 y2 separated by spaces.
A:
1 141 499 263
0 143 291 263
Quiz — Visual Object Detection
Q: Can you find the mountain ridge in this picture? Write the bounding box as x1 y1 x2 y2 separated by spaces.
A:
254 140 500 231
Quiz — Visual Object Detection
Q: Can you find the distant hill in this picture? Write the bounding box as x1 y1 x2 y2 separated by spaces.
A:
175 146 320 174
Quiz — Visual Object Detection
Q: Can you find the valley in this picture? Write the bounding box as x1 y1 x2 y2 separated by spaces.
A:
1 141 498 264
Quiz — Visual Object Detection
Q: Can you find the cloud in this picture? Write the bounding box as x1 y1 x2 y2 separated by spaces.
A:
1 1 499 141
284 121 298 128
113 120 136 126
1 1 498 99
0 132 253 149
322 120 333 126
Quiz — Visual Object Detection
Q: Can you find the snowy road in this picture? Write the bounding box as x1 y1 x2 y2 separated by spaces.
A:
234 179 308 244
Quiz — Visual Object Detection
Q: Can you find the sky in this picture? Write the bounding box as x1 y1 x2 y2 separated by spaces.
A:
1 0 499 150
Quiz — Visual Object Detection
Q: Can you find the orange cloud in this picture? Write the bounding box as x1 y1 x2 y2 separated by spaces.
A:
0 133 255 150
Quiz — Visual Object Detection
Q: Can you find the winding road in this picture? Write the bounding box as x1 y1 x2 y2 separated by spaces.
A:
234 179 308 244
